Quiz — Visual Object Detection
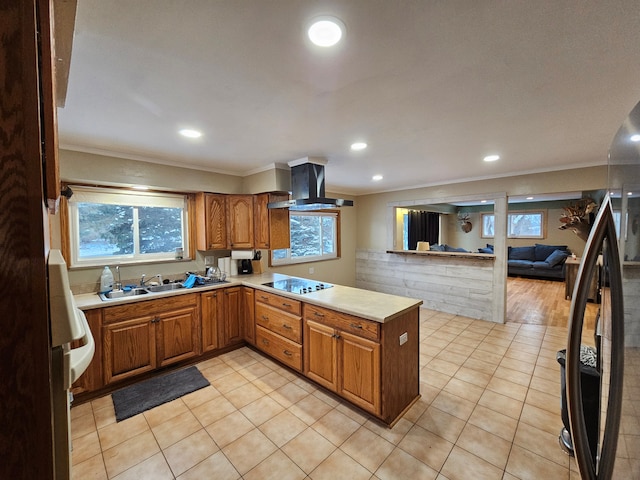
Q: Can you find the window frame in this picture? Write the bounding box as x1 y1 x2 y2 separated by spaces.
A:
62 185 194 268
270 210 341 266
481 211 546 239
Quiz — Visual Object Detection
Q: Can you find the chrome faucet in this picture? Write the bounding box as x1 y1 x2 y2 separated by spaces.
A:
115 265 122 290
140 274 162 286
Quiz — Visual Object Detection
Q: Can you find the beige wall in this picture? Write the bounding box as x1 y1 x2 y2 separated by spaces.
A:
60 149 244 193
356 165 608 252
54 150 357 292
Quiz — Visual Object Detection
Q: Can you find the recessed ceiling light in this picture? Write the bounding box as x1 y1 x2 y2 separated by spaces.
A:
351 142 367 151
307 16 344 47
630 134 640 142
179 128 202 138
483 154 500 162
372 175 383 181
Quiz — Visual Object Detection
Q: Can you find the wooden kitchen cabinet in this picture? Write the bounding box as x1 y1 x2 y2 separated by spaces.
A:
202 287 243 350
304 316 380 415
221 287 243 347
255 291 303 371
102 294 200 384
304 303 418 424
195 192 228 250
201 290 223 352
228 194 254 249
254 192 290 250
241 287 255 345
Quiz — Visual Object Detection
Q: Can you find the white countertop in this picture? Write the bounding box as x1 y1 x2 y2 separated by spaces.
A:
74 272 422 324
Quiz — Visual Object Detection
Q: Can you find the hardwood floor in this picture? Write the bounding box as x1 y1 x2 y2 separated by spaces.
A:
507 276 600 329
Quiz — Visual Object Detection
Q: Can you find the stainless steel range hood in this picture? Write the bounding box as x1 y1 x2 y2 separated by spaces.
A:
268 158 354 210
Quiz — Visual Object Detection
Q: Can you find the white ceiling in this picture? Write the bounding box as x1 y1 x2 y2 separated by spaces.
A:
57 0 640 195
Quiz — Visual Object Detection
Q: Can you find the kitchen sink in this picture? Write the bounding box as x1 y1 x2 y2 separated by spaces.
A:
98 279 229 301
99 287 149 300
146 283 184 293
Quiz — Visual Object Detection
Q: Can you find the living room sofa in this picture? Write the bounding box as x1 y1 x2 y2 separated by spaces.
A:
506 244 571 280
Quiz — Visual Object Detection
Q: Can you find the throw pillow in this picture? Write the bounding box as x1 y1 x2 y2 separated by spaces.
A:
478 247 493 254
430 244 445 251
546 249 569 267
535 243 568 261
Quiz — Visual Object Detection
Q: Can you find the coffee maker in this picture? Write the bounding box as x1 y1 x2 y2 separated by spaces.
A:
238 259 253 275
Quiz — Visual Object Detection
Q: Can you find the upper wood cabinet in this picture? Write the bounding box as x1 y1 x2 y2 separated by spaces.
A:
228 195 254 249
254 193 290 250
195 192 228 250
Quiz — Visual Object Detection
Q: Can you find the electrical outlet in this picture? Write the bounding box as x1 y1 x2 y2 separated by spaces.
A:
399 332 408 345
309 267 314 274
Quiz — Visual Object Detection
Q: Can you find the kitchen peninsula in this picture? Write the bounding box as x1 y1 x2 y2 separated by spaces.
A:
74 273 422 426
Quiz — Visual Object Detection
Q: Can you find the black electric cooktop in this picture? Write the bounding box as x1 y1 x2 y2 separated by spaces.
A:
262 277 333 295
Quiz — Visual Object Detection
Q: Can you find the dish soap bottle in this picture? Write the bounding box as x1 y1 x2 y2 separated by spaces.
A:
100 266 114 293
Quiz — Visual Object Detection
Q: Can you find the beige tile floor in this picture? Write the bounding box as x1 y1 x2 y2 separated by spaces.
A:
71 308 594 480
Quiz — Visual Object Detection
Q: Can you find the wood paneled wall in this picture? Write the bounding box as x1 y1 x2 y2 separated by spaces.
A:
356 249 496 322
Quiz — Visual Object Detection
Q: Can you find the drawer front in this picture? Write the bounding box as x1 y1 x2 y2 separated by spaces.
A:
304 304 380 341
103 293 198 324
255 290 301 315
255 303 302 343
256 326 302 371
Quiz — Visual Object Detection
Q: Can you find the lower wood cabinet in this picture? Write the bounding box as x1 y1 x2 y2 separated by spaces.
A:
201 290 222 353
305 318 380 415
241 287 255 345
201 287 245 351
304 303 419 425
221 287 243 346
255 290 303 371
102 294 200 384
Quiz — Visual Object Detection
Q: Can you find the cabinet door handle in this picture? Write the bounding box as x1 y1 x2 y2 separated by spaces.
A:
261 315 269 321
260 295 269 301
262 339 270 346
283 350 293 357
151 317 160 324
332 333 341 339
350 323 363 329
313 311 325 317
282 302 291 308
282 324 292 329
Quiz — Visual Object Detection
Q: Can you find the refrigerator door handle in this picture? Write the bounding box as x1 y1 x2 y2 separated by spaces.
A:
566 196 625 480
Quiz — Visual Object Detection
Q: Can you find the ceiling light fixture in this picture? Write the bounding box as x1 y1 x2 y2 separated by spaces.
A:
132 185 149 190
179 128 202 139
351 142 367 151
480 200 487 203
631 134 640 142
526 196 534 200
372 175 383 181
307 16 344 47
483 154 500 162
